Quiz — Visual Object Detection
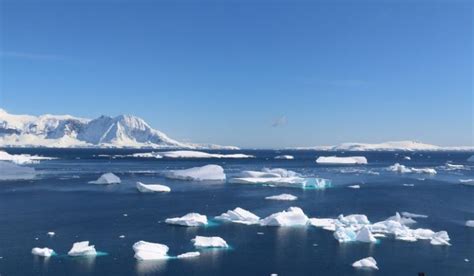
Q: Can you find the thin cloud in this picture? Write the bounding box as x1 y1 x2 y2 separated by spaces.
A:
272 116 287 127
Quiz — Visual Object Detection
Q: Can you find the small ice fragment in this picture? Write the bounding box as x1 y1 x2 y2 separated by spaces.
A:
257 232 264 235
123 214 128 217
260 207 309 227
265 194 298 201
119 235 125 239
31 247 55 257
177 252 200 259
136 182 171 193
215 207 260 225
165 213 208 227
47 232 55 237
316 156 368 165
460 179 474 186
352 257 378 270
348 185 360 189
68 241 97 256
35 237 39 240
404 156 411 160
133 241 169 260
403 184 415 187
274 155 294 160
88 173 121 184
401 212 428 219
165 165 225 181
465 258 470 262
466 220 474 227
192 236 229 248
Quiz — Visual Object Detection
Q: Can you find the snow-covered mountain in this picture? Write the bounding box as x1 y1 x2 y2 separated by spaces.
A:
293 141 473 151
0 109 237 149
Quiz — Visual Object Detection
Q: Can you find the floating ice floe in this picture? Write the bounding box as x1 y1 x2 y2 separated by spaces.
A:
31 247 55 257
265 194 298 201
274 155 294 160
68 241 97 256
47 232 55 237
192 236 229 248
136 182 171 193
131 150 253 159
352 257 378 270
400 212 428 219
230 168 330 189
260 207 309 227
348 185 360 189
165 213 208 227
177 251 200 259
442 163 466 171
88 173 121 184
0 161 36 181
466 220 474 227
0 150 54 165
460 179 474 186
404 156 411 160
215 207 260 225
388 163 437 175
402 183 415 187
316 156 367 165
165 165 225 181
133 241 169 260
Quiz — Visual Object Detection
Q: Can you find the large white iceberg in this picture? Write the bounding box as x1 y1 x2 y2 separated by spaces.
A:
165 165 225 181
316 156 367 165
88 173 121 184
0 161 36 181
215 207 260 225
388 163 437 175
136 182 171 193
0 150 54 165
352 257 378 270
165 213 208 227
31 247 55 257
265 194 298 201
260 207 309 226
192 236 229 248
133 241 169 260
68 241 97 256
131 150 253 159
274 155 294 160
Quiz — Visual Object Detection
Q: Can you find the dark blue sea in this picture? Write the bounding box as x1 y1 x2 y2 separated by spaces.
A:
0 149 473 276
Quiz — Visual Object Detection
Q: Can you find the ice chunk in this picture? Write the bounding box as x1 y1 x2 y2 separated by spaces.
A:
265 194 298 201
316 156 367 165
460 179 474 186
68 241 97 256
430 231 451 246
338 214 370 226
352 257 378 270
0 150 54 165
402 183 415 187
136 182 171 193
404 156 411 160
215 207 260 225
334 227 357 243
192 236 229 248
274 155 294 160
308 218 338 231
165 165 225 181
348 185 360 189
177 252 200 259
31 247 54 257
47 232 55 237
355 226 377 243
388 163 437 174
88 173 121 184
133 241 169 260
443 163 465 170
400 212 428 219
165 213 208 227
466 220 474 227
260 207 309 226
0 161 36 181
131 151 253 159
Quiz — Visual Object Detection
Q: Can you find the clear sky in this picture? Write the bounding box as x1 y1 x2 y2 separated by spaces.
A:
0 0 472 148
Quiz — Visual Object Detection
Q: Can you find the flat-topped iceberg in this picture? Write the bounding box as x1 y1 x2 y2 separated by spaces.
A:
316 156 367 165
265 194 298 201
131 150 253 159
68 241 97 256
165 213 208 227
274 155 294 160
0 161 36 181
89 173 121 184
136 182 171 193
260 207 309 227
31 247 55 257
165 165 225 181
192 236 229 248
0 150 54 165
177 251 200 259
215 207 260 225
348 185 360 189
352 257 378 270
133 241 169 260
388 163 437 175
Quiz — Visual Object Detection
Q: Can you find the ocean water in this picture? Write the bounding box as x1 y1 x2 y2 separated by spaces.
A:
0 149 473 276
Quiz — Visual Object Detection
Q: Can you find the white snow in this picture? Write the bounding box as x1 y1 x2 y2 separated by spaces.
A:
88 173 121 184
388 163 437 175
215 207 260 225
131 150 253 159
265 194 298 201
316 156 367 165
165 213 208 227
68 241 97 256
0 151 54 164
352 257 378 270
0 161 36 181
136 182 171 193
274 155 294 160
133 241 169 261
192 236 229 248
466 220 474 227
31 247 55 257
177 252 200 259
165 165 226 181
348 185 360 189
260 207 309 227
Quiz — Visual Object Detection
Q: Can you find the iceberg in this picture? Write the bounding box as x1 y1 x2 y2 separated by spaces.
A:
131 151 253 159
308 218 338 231
68 241 97 256
355 226 377 243
0 150 54 165
400 212 428 219
265 194 298 201
192 236 229 248
136 182 171 193
47 231 55 237
133 241 169 260
177 252 200 259
31 247 55 257
352 257 378 270
88 173 121 184
215 207 260 225
333 227 357 243
316 156 367 165
348 185 360 189
388 163 437 174
165 165 225 181
260 207 309 227
460 179 474 186
0 161 36 181
165 213 208 227
466 220 474 227
274 155 294 160
430 231 451 246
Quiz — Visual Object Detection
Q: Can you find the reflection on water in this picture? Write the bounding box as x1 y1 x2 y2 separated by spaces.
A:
135 259 168 275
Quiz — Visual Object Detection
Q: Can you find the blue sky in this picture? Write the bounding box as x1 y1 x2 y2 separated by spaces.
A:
0 0 472 148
